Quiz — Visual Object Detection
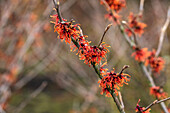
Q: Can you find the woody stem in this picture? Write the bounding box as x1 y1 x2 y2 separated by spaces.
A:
53 0 62 22
119 14 169 113
111 92 125 113
121 21 138 46
98 24 112 47
143 97 170 112
118 65 130 75
100 1 169 112
54 1 126 113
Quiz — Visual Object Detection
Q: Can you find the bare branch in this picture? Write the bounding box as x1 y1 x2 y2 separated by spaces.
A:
118 92 124 109
143 97 170 112
122 21 138 46
98 24 112 47
141 64 155 87
118 65 130 75
53 0 62 22
156 7 170 57
138 0 145 16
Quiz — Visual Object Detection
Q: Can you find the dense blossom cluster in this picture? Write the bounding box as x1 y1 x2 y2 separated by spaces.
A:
99 66 130 97
51 12 130 98
51 15 110 66
77 39 110 65
135 99 151 113
132 47 165 73
126 13 147 37
150 86 167 99
52 15 80 44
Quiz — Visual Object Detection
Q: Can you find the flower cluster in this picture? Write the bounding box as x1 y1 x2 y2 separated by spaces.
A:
78 38 110 65
131 47 150 62
145 50 165 73
150 86 167 99
51 15 80 44
51 14 110 66
132 48 165 73
105 12 121 24
125 13 147 37
101 0 125 24
51 8 130 99
99 67 130 97
101 0 126 12
135 99 151 113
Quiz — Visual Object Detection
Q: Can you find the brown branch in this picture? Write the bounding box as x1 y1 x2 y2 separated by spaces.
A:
156 6 170 57
118 92 124 109
100 0 169 112
121 21 138 46
100 0 136 47
138 0 145 16
98 24 112 47
53 0 62 22
143 97 170 112
53 1 126 113
111 92 125 113
118 65 129 75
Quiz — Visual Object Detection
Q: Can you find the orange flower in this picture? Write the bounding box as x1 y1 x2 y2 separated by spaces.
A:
133 22 147 36
54 22 80 44
99 62 108 76
126 13 147 37
77 36 109 65
125 28 133 37
101 87 112 97
51 13 111 67
105 12 121 24
99 42 110 59
135 99 151 113
150 57 164 72
51 14 80 44
132 47 150 62
150 86 167 99
99 68 130 96
105 13 113 21
101 0 126 12
145 50 165 73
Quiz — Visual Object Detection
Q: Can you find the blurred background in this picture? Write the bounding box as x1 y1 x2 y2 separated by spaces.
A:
0 0 170 113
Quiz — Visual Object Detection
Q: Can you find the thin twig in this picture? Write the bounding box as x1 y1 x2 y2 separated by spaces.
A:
143 97 170 112
111 92 125 113
138 0 145 16
101 0 169 112
100 0 136 47
53 0 62 22
156 7 170 57
118 92 124 109
118 65 129 75
140 64 155 87
53 1 125 113
122 21 138 46
98 24 112 47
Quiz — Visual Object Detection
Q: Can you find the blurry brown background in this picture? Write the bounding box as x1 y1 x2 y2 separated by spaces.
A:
0 0 170 113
